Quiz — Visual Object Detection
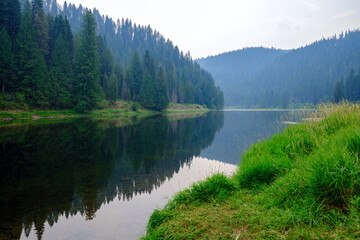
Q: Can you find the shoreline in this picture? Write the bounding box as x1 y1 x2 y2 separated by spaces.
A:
0 102 211 126
143 103 360 239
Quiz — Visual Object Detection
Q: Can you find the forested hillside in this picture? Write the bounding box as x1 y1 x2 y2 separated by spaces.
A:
197 31 360 108
0 0 223 112
197 47 287 106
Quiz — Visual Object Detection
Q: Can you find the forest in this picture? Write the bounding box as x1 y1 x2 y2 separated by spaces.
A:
0 0 223 112
197 31 360 108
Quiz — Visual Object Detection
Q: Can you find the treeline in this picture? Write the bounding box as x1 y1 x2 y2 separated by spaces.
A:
333 68 360 103
197 31 360 108
0 0 223 112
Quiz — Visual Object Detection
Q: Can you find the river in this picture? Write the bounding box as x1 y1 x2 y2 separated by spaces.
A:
0 110 305 240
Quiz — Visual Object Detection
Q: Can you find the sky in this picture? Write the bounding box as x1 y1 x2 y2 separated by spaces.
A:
59 0 360 59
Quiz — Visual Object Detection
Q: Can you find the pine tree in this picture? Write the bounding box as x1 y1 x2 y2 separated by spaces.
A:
129 51 142 100
98 36 113 88
0 28 13 93
49 34 72 108
144 50 155 79
154 66 169 110
73 10 103 112
5 0 21 43
114 62 123 99
333 81 344 103
15 0 49 107
32 0 43 16
139 70 155 109
105 73 117 104
0 0 6 30
184 82 194 104
34 8 49 58
345 68 355 101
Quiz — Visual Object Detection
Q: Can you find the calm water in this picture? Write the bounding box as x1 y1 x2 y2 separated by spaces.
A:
0 110 304 240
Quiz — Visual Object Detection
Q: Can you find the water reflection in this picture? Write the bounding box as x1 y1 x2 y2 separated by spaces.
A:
0 112 224 240
201 110 307 164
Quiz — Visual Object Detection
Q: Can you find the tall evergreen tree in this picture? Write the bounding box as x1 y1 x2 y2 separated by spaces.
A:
73 10 102 112
49 34 73 108
15 0 49 107
345 68 355 101
129 51 143 100
333 81 344 103
143 50 155 79
32 0 43 16
5 0 21 43
98 36 113 88
139 70 155 109
154 66 169 110
104 73 117 104
0 0 6 30
34 8 49 58
114 62 123 99
0 28 13 93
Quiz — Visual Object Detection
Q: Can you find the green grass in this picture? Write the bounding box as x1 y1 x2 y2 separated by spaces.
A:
143 102 360 239
0 101 210 125
164 103 209 113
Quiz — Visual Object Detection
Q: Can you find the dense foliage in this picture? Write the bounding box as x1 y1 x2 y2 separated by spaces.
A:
197 32 360 108
0 0 223 111
333 68 360 103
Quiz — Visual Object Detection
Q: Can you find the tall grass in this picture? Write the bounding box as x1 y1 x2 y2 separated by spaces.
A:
144 102 360 239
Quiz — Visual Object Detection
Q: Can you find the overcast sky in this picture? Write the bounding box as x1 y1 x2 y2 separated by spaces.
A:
60 0 360 59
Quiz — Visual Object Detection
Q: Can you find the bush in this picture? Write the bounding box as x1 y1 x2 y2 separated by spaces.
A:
131 102 140 111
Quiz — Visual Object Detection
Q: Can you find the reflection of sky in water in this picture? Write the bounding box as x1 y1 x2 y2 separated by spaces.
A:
201 110 309 164
22 157 236 240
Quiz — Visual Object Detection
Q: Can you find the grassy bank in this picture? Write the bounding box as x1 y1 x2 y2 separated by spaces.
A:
0 101 208 125
143 103 360 239
164 103 209 113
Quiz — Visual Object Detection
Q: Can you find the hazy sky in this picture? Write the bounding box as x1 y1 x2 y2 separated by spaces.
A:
60 0 360 58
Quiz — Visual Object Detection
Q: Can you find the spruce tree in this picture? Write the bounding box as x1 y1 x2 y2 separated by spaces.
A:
333 81 344 103
130 51 143 100
0 28 13 93
5 0 21 43
139 70 155 109
49 34 72 108
0 0 6 30
154 66 169 110
32 0 43 16
114 62 123 99
34 8 49 58
98 36 113 88
15 0 49 107
73 10 102 112
105 73 117 104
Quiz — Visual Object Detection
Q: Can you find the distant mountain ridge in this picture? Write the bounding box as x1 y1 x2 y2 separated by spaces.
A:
197 30 360 107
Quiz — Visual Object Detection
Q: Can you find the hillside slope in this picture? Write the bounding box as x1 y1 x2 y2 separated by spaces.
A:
197 31 360 108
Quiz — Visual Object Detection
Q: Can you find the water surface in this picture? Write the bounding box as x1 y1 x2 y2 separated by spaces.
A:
0 110 304 239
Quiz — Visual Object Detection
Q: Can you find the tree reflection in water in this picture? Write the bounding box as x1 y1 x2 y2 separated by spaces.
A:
0 112 224 239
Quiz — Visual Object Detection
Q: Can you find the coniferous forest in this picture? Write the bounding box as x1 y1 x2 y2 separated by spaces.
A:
0 0 224 112
197 31 360 108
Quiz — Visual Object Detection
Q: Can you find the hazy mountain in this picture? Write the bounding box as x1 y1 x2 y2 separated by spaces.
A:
197 30 360 108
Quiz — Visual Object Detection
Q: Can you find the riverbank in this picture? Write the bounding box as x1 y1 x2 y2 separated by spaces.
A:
143 102 360 239
0 101 208 125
